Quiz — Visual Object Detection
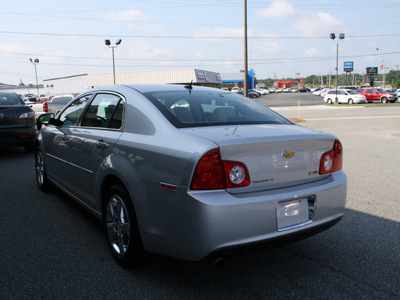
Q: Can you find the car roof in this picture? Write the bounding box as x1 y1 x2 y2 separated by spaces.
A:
86 84 222 94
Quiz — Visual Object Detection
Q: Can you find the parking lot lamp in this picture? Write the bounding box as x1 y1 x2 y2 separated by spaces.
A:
105 39 122 84
29 58 40 98
330 33 345 104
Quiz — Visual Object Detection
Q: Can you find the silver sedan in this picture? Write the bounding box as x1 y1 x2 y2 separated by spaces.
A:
35 84 347 266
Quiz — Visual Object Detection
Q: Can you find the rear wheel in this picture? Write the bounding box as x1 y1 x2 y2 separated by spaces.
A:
104 185 145 267
35 149 51 191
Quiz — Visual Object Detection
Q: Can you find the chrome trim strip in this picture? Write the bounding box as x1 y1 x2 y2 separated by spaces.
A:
46 153 94 174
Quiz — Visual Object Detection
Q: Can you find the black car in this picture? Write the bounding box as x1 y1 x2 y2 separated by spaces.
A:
0 92 36 152
298 88 310 93
234 90 259 98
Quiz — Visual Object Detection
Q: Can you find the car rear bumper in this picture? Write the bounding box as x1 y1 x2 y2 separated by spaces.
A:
0 126 36 145
142 170 347 261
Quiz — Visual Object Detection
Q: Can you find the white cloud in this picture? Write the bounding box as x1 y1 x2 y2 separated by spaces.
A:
102 9 148 22
0 43 32 55
305 48 321 56
128 43 171 59
294 12 343 36
257 0 296 18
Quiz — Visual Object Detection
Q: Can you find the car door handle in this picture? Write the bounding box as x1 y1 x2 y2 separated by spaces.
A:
97 140 110 149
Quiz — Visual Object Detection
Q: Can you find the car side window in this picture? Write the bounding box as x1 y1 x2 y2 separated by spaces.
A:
81 93 123 129
59 95 91 126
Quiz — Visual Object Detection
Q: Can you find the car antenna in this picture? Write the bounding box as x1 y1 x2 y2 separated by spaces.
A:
184 80 193 94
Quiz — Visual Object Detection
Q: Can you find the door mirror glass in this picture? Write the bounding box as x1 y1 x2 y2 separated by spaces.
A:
36 113 55 130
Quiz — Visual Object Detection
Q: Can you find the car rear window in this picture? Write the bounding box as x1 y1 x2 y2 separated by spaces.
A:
0 93 25 106
52 96 73 104
144 90 290 128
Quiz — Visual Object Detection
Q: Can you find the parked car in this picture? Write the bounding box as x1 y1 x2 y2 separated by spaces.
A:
234 90 259 98
357 88 395 103
313 88 328 96
43 95 74 115
250 89 261 97
0 92 36 152
230 87 242 93
298 88 310 93
255 88 269 95
35 84 347 267
38 96 53 103
324 89 367 105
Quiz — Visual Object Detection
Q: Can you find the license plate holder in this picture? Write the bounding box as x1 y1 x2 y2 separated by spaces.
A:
277 198 310 231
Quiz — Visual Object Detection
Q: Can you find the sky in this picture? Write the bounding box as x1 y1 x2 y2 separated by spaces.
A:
0 0 399 85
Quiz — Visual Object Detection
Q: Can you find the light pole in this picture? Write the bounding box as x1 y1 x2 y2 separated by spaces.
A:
330 33 345 104
105 39 122 84
29 58 40 97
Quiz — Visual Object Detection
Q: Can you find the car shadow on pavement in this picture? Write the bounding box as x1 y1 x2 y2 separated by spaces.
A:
126 208 399 299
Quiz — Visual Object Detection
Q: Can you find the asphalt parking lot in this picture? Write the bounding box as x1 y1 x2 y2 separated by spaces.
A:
1 95 399 299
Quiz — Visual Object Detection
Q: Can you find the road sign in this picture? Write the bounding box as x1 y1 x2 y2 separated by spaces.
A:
344 61 353 72
366 67 378 74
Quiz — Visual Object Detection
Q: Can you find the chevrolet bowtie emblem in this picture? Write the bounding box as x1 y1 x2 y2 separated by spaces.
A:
281 150 296 158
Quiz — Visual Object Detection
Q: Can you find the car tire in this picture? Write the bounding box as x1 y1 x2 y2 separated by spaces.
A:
104 185 145 267
381 97 388 103
348 99 354 105
35 148 51 191
327 99 333 105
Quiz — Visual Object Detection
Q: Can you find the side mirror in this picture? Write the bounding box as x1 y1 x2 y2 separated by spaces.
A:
36 113 55 130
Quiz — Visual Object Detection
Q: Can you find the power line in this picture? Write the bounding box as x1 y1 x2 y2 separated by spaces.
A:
1 30 400 40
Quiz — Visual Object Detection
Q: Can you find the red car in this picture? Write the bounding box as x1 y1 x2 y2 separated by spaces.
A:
357 88 395 103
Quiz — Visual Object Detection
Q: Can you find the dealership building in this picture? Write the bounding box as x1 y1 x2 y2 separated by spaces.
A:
42 69 222 95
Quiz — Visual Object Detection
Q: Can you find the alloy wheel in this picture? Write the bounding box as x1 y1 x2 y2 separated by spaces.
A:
106 195 131 255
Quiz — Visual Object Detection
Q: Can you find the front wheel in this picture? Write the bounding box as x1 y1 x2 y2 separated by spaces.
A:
348 99 354 104
327 98 333 105
381 97 388 103
35 149 51 191
104 185 145 267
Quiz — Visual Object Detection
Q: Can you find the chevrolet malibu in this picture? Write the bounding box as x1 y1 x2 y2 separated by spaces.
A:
35 84 347 266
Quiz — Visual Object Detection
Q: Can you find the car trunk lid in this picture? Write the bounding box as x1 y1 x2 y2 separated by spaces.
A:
183 124 337 193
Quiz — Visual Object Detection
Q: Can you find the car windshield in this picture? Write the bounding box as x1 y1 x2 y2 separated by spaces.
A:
347 90 357 94
0 93 25 106
144 90 290 128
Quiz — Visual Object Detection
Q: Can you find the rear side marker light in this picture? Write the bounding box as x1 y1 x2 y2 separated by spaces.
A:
160 183 177 191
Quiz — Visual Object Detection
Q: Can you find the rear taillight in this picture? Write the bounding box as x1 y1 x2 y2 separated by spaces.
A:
43 103 48 112
190 148 250 190
319 140 343 175
19 111 35 119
